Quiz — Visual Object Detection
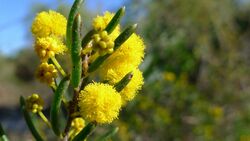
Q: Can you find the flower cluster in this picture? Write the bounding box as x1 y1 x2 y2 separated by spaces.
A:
31 10 67 85
31 10 67 38
35 36 67 61
35 62 58 86
82 12 120 60
26 93 44 113
70 117 85 137
78 12 145 124
22 3 145 140
96 13 145 105
71 118 85 132
92 12 120 33
106 67 144 104
92 31 115 56
78 83 122 124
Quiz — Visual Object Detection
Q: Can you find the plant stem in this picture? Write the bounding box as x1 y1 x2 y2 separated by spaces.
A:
63 89 79 137
51 56 67 77
0 123 9 141
50 83 57 91
50 82 69 112
38 111 51 128
68 129 75 140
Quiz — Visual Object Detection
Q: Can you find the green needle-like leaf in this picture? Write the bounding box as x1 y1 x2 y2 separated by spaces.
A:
105 7 125 34
0 123 9 141
20 96 44 141
81 29 96 48
71 14 82 88
72 123 96 141
88 24 137 73
97 127 119 141
114 24 137 50
66 0 84 49
50 76 70 136
114 72 133 92
88 54 109 73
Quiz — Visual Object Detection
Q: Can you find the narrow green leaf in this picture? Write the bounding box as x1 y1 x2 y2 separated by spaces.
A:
114 24 137 50
71 14 82 88
88 54 109 73
81 29 96 48
97 127 119 141
114 72 133 92
105 7 125 34
50 76 70 136
72 123 96 141
66 0 84 49
0 123 8 141
88 24 137 73
20 96 44 141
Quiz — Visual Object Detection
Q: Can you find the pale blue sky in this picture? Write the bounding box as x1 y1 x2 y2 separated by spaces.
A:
0 0 127 55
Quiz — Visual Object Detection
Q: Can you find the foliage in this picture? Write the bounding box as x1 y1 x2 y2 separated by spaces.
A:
1 0 250 141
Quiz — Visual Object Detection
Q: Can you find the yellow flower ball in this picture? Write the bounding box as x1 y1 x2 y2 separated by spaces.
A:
78 83 122 124
99 33 145 76
92 11 120 40
105 64 144 105
35 36 67 61
31 10 67 38
35 62 58 85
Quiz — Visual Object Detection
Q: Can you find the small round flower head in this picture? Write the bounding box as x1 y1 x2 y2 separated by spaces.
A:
92 11 120 41
31 10 67 38
105 65 144 105
78 83 122 124
92 30 115 56
35 36 67 61
36 62 58 85
99 34 145 76
26 93 44 113
71 117 85 133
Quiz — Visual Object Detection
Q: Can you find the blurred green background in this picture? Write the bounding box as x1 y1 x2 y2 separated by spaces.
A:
1 0 250 140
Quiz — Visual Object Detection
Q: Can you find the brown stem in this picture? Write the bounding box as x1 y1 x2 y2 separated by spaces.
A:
79 54 90 89
63 51 90 138
63 88 79 137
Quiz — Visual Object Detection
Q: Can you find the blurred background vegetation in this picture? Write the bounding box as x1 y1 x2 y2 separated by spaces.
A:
1 0 250 140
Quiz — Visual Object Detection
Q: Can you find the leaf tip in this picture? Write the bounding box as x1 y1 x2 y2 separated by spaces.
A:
132 23 138 29
122 6 126 12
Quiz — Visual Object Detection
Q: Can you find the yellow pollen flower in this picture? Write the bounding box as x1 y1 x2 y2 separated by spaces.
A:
26 93 44 113
31 10 67 38
36 62 58 85
35 36 67 61
78 83 122 124
104 64 144 105
92 11 120 41
99 33 145 76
